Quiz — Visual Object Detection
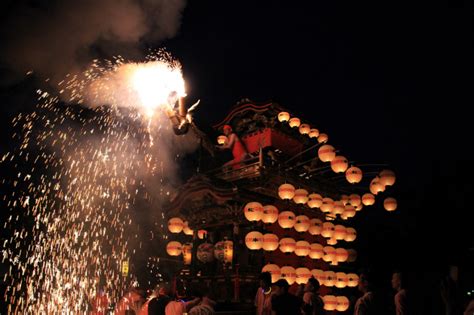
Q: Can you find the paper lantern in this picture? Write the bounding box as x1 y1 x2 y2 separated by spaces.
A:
324 271 336 287
334 225 347 240
384 197 398 211
262 264 281 283
278 111 290 122
307 193 323 208
335 272 348 288
317 133 328 143
318 270 328 284
245 231 263 250
347 249 357 262
335 248 349 262
296 267 312 284
343 205 356 218
349 194 361 207
323 246 336 262
294 215 310 232
380 169 396 186
293 189 309 204
321 222 335 238
182 221 194 236
346 166 363 183
217 135 228 145
340 212 348 221
223 240 233 264
262 233 279 251
197 243 214 263
327 237 338 246
198 230 208 240
344 228 357 242
166 241 182 256
289 117 301 128
312 269 324 283
318 145 336 162
244 202 264 222
325 214 336 221
294 240 310 257
309 128 320 138
309 243 324 259
331 156 349 173
323 295 337 311
278 211 296 229
355 203 364 211
279 238 296 253
336 296 350 312
308 218 323 235
320 198 334 213
341 194 350 205
280 266 296 285
299 124 311 135
347 273 359 287
168 217 184 234
182 243 192 265
262 205 279 224
332 201 345 215
370 177 385 195
362 193 375 206
278 183 295 200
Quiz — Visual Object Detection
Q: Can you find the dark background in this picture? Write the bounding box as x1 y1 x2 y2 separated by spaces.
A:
1 0 472 313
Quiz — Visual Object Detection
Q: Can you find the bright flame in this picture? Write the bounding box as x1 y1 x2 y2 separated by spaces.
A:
131 61 186 116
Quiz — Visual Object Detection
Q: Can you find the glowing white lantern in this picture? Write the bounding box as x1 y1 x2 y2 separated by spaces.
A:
245 231 263 250
320 198 334 213
332 201 345 215
280 266 296 285
346 166 363 183
278 211 296 229
349 194 361 207
262 264 281 283
384 197 398 211
198 230 208 240
323 295 337 311
293 188 309 204
318 145 336 162
347 273 359 287
217 135 228 145
244 202 263 222
335 272 348 288
343 205 356 218
294 240 310 257
312 269 324 283
355 203 364 211
341 194 350 205
331 156 349 173
323 246 336 262
379 169 396 186
362 193 375 206
335 248 349 262
344 228 357 242
278 111 290 122
327 237 338 246
166 241 182 256
289 117 301 128
296 267 312 284
278 183 295 200
183 221 194 236
309 128 320 138
294 215 310 232
309 243 324 259
324 271 336 287
370 177 385 195
336 296 350 312
262 233 279 251
334 225 347 240
307 193 323 208
321 222 335 238
317 133 328 143
279 238 296 253
168 217 184 234
299 124 311 135
308 218 323 235
262 205 279 224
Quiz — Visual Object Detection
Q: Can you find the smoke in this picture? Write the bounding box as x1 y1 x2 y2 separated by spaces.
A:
0 0 187 84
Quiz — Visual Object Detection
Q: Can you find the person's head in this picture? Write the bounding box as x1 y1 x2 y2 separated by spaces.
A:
259 272 272 290
358 270 373 293
273 279 289 296
223 125 233 136
305 277 320 293
391 271 403 291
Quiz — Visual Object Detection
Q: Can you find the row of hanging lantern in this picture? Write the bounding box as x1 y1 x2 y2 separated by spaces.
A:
277 111 328 144
243 202 357 242
368 169 398 211
166 240 234 265
323 295 350 312
261 263 359 287
167 217 210 239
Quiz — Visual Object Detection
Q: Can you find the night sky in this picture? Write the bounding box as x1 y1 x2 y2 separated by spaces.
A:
1 0 472 305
